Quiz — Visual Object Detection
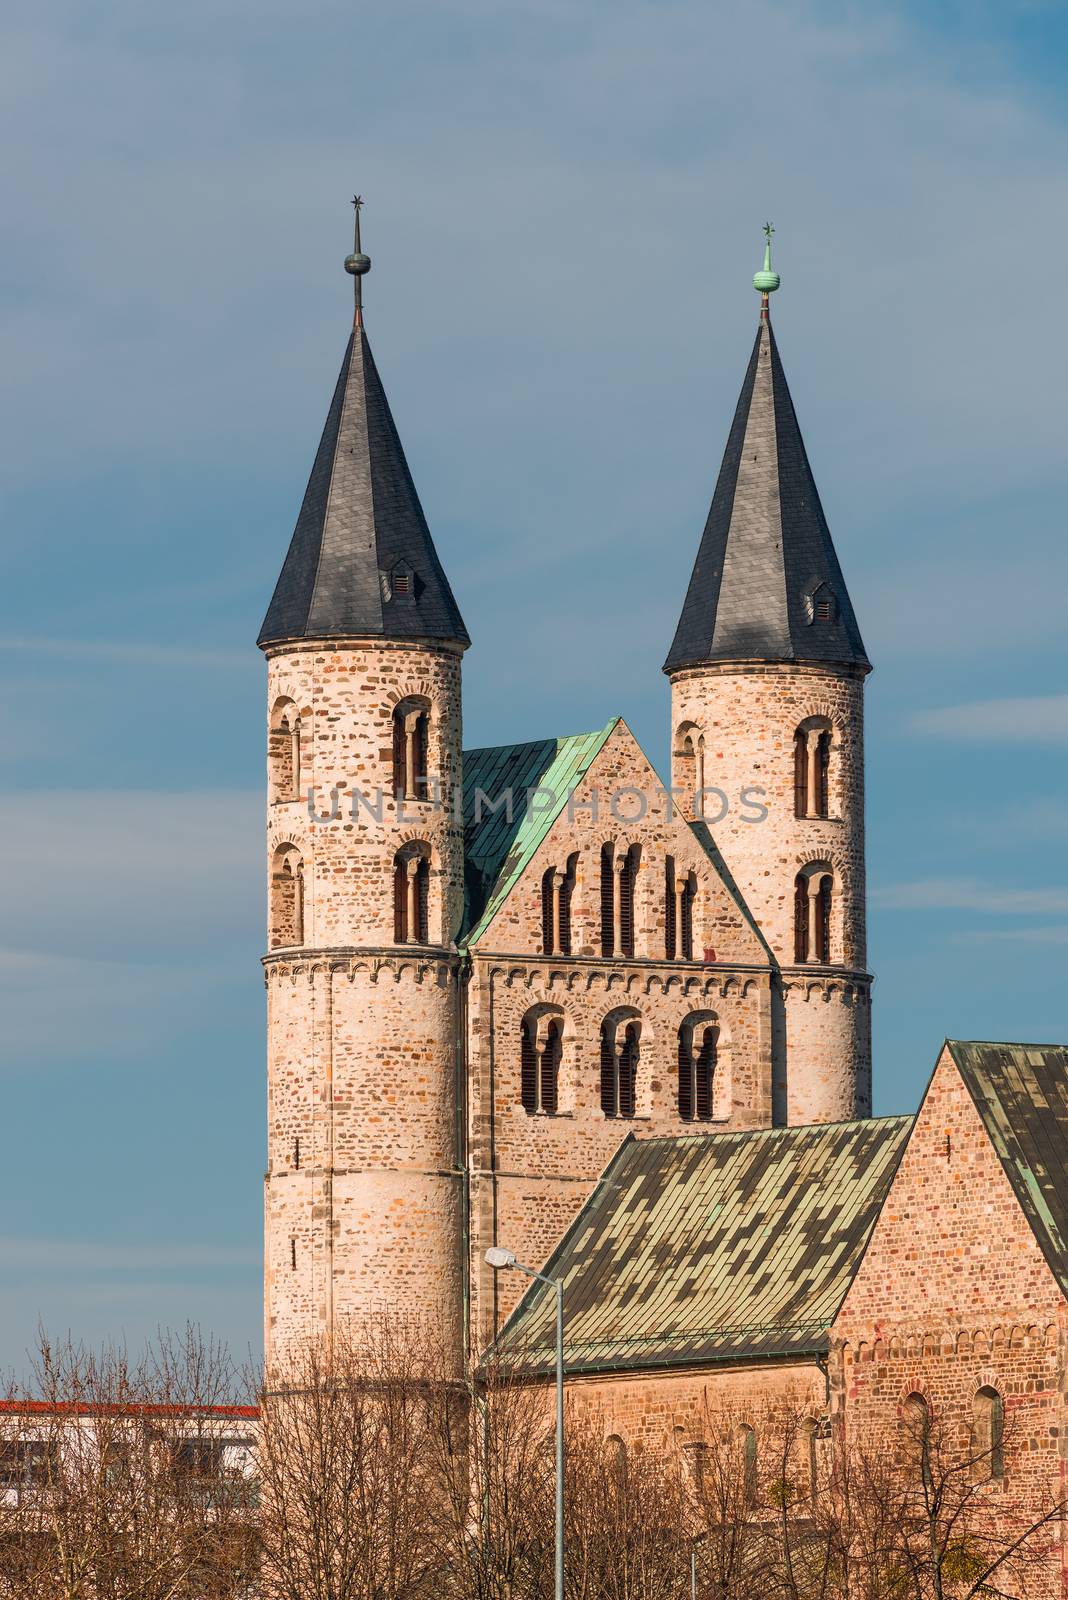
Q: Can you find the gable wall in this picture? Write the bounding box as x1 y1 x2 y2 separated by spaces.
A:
831 1046 1068 1571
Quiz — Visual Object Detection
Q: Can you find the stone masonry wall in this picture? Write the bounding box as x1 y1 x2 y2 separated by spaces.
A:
669 662 870 1122
832 1045 1068 1593
263 639 465 1374
465 722 777 1347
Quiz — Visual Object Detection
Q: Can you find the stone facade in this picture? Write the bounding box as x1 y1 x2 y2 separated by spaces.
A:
669 661 871 1124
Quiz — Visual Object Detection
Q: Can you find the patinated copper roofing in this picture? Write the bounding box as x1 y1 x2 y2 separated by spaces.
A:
496 1116 911 1375
949 1040 1068 1296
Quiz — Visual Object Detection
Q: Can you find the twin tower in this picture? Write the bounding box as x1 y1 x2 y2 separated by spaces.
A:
258 225 871 1367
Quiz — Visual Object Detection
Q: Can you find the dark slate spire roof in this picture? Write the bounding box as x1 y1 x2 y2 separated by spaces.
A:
258 326 469 650
664 315 868 674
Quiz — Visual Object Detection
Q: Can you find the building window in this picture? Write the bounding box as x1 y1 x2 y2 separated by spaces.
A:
393 845 429 944
666 857 696 960
392 700 430 803
540 857 576 956
0 1440 58 1499
269 699 301 803
600 1016 640 1119
600 843 615 957
739 1425 758 1508
793 721 831 819
520 1013 562 1116
390 560 415 602
678 1022 717 1121
794 866 832 963
808 584 836 625
972 1387 1005 1484
270 845 304 948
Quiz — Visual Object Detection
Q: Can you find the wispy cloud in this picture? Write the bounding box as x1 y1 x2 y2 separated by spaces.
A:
872 879 1068 915
0 1237 258 1273
910 694 1068 743
0 638 248 669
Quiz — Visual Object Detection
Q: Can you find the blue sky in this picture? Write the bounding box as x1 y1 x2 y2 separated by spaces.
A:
2 0 1067 1369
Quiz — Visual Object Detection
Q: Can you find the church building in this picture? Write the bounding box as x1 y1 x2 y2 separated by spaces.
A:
256 213 1068 1574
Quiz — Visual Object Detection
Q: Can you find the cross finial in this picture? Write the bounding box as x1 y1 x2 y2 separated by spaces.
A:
344 194 372 328
763 221 774 242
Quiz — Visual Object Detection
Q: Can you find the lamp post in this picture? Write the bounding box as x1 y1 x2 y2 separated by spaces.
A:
485 1246 564 1600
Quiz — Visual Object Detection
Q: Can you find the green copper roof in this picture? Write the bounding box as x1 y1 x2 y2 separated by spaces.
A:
461 721 618 946
495 1115 912 1375
948 1040 1068 1297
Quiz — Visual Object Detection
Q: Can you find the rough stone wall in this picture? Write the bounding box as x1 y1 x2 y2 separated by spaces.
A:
467 953 775 1344
475 721 770 967
265 640 465 949
669 661 870 1122
562 1362 827 1452
465 723 777 1347
263 639 465 1375
832 1045 1068 1591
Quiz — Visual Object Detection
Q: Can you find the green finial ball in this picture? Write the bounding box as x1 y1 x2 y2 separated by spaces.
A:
753 221 780 295
345 252 371 276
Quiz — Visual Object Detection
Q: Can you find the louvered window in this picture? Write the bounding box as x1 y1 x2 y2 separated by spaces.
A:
680 873 694 961
599 1024 616 1117
413 713 429 799
520 1019 538 1113
677 1027 693 1120
794 728 807 817
618 1025 639 1119
541 1020 561 1115
665 857 676 959
392 709 406 799
541 868 555 955
815 597 831 622
695 1028 716 1120
815 874 831 963
815 730 830 817
619 846 638 959
794 873 809 963
600 844 615 957
558 856 576 957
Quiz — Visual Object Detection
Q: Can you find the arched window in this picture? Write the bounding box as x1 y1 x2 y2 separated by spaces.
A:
665 858 695 960
392 700 430 804
605 1434 627 1487
541 868 554 955
269 700 301 804
738 1425 758 1508
521 1012 562 1115
675 723 705 816
540 856 577 957
972 1387 1004 1483
804 1419 819 1499
270 845 304 949
901 1393 932 1487
794 866 833 963
619 845 639 959
793 720 832 819
393 845 429 944
600 1015 640 1119
678 1022 717 1121
600 843 615 957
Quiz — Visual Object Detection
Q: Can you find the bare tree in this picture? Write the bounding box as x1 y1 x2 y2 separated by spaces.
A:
256 1318 444 1600
0 1326 257 1600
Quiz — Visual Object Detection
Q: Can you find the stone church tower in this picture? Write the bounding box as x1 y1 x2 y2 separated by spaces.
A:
664 235 872 1124
258 211 470 1370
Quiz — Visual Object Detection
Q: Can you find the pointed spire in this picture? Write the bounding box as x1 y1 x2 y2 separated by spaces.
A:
258 203 469 652
664 240 868 675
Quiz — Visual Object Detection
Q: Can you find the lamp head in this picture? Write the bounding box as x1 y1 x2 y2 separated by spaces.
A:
484 1246 517 1270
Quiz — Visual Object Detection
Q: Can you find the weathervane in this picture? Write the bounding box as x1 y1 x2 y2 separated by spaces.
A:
753 220 781 318
345 194 372 328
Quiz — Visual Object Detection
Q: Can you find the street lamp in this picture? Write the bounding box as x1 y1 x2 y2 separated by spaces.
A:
485 1246 564 1600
